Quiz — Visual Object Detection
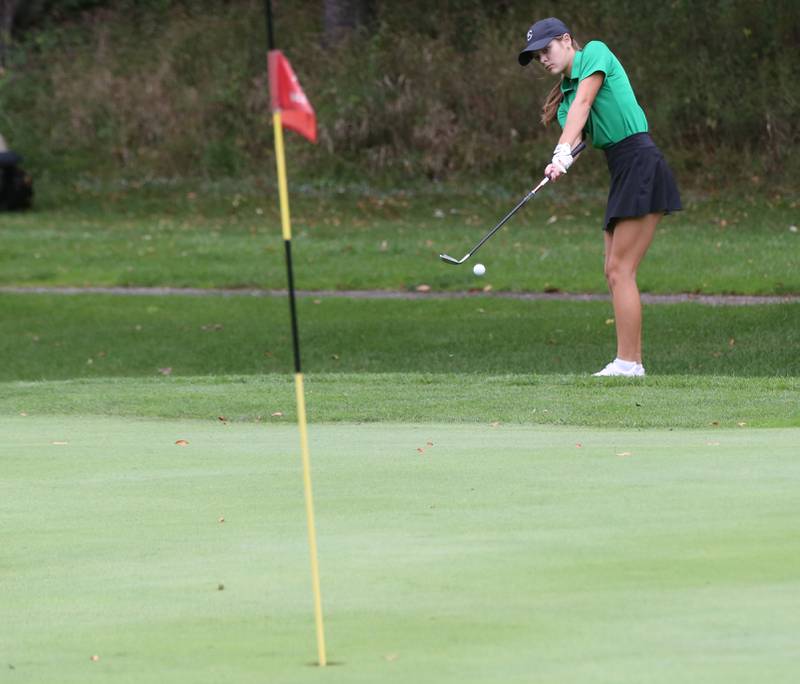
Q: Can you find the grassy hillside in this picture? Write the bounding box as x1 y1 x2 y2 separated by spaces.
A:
1 0 797 189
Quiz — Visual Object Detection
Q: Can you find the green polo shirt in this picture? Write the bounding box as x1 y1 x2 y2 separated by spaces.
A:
557 41 648 149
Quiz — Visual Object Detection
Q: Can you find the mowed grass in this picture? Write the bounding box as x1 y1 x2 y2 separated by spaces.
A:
0 183 798 294
1 292 797 428
2 187 799 682
1 293 798 380
3 417 799 684
3 374 799 429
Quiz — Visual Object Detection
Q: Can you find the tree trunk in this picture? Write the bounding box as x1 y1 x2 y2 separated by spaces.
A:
323 0 371 47
0 0 18 68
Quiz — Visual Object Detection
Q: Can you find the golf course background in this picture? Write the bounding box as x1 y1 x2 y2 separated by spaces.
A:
1 2 799 682
2 0 798 185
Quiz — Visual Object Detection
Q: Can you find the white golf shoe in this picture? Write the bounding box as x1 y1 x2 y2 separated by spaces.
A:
592 359 645 377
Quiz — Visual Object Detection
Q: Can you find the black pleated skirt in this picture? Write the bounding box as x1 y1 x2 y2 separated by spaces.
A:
603 133 682 231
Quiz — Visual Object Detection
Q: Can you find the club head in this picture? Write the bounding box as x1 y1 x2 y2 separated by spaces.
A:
439 253 468 265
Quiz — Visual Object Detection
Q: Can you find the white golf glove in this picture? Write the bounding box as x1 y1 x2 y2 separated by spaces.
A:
551 143 574 174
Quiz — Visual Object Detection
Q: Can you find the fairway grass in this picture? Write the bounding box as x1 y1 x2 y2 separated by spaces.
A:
1 186 798 295
1 373 799 428
3 417 799 683
3 185 798 682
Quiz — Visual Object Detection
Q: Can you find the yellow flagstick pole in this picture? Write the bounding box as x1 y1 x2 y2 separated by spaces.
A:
273 110 327 667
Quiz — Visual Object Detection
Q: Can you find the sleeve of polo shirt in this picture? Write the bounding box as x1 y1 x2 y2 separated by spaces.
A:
557 100 569 129
578 41 613 81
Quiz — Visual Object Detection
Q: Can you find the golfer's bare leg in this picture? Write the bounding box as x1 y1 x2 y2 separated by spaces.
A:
603 214 660 363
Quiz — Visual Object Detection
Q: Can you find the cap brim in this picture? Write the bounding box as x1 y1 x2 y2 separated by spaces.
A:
518 37 555 66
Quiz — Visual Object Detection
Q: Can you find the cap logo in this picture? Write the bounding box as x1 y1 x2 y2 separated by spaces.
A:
527 29 533 41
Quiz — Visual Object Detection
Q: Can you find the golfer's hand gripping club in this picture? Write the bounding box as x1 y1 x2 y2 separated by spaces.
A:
439 141 586 265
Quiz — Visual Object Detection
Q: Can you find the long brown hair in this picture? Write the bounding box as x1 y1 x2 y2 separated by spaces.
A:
541 35 582 127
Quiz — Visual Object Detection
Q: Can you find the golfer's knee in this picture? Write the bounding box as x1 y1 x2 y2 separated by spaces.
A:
605 261 635 290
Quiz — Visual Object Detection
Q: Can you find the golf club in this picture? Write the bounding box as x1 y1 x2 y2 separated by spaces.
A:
439 140 586 265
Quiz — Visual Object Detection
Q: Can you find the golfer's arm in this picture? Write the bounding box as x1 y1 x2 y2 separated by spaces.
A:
559 72 603 151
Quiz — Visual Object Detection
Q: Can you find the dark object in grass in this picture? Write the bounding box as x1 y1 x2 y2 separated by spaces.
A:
0 150 34 211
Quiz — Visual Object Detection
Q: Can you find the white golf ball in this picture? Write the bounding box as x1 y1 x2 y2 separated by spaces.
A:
473 263 486 276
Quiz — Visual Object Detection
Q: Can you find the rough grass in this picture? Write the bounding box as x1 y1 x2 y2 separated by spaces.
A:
1 294 798 381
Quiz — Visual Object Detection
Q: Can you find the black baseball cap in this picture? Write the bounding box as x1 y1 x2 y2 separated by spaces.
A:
518 17 571 66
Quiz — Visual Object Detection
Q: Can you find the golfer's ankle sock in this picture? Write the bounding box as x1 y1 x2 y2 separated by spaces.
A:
614 358 637 371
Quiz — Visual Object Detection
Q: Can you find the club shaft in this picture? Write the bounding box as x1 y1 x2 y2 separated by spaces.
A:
465 177 549 258
440 140 586 265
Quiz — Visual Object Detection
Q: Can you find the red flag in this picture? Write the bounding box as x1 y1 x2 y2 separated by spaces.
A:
268 50 317 143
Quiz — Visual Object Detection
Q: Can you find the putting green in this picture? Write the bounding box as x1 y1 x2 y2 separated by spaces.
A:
3 417 799 683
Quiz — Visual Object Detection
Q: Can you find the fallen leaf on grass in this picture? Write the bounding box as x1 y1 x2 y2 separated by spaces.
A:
175 439 189 446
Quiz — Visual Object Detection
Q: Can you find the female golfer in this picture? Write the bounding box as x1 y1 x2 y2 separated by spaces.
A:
519 18 681 376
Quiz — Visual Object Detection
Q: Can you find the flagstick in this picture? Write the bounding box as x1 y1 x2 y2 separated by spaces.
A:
273 109 327 668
